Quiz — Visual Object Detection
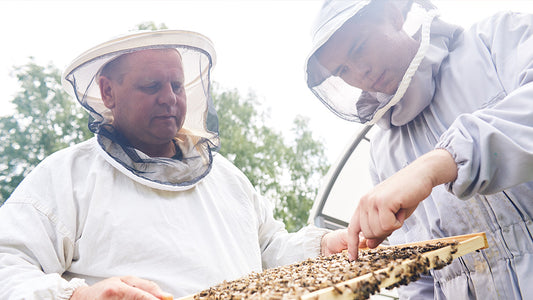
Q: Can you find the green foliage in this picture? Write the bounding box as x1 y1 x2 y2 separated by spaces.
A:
213 85 330 232
0 59 92 203
278 116 330 231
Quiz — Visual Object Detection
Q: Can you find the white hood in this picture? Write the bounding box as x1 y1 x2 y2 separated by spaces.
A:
305 0 438 125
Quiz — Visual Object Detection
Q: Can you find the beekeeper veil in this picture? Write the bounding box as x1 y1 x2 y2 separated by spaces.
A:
62 30 218 191
305 0 438 125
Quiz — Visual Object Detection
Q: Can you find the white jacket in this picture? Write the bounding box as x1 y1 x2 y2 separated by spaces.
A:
369 12 533 299
0 137 327 299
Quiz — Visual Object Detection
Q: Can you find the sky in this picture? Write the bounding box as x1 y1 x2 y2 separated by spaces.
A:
1 0 533 163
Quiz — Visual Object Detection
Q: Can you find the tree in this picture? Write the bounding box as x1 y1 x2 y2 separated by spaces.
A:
277 116 330 231
213 85 330 232
0 59 92 203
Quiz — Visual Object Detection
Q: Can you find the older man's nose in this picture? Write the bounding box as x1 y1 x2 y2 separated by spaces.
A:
157 83 177 106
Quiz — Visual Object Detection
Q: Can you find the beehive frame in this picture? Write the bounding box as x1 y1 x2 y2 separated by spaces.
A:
179 232 488 300
301 232 488 299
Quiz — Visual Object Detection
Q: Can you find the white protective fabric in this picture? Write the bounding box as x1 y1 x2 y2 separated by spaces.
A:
0 138 328 298
364 11 533 300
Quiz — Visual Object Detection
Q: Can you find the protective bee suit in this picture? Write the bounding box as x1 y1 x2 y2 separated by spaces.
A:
306 1 533 299
0 30 328 299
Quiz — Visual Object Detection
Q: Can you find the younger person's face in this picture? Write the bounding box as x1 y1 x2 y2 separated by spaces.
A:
316 2 419 95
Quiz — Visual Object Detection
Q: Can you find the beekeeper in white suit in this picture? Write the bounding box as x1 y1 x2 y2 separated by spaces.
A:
306 0 533 299
0 30 348 299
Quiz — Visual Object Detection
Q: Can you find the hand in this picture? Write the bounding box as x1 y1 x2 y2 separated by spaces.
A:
346 149 457 260
320 229 348 256
71 276 174 300
321 230 370 256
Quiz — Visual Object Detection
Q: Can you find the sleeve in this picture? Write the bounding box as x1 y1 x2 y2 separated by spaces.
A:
435 12 533 199
253 192 330 269
214 154 330 269
0 174 87 299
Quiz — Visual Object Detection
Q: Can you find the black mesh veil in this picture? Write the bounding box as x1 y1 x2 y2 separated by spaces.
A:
61 30 219 191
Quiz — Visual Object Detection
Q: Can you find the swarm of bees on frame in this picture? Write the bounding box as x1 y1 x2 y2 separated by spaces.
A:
194 241 458 300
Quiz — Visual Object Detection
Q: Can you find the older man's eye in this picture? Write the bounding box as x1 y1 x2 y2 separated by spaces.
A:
172 83 183 93
141 84 160 94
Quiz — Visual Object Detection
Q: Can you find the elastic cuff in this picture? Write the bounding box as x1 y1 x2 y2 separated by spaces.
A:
303 225 331 258
59 278 88 300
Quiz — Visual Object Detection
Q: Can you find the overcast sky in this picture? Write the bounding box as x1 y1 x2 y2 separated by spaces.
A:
2 0 533 163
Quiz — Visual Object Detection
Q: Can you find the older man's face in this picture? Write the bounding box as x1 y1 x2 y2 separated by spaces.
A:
100 49 186 153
